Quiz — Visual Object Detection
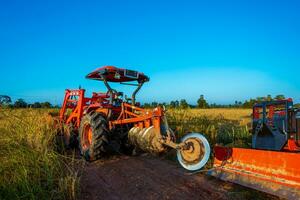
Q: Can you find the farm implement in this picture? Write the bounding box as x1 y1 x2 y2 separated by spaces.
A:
57 66 210 171
208 99 300 199
56 65 300 199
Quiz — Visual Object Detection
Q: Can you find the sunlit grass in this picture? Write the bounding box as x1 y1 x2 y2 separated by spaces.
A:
0 108 81 200
174 108 252 125
167 108 252 147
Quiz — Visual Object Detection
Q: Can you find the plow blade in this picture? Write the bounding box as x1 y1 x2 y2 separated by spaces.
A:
208 146 300 199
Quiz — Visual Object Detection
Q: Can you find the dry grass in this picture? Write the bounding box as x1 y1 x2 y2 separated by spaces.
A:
167 108 252 148
0 108 81 200
179 108 252 125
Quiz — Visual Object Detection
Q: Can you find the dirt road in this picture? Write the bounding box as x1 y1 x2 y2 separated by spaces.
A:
79 154 278 200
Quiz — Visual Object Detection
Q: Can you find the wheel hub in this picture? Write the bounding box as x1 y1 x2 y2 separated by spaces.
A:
180 138 205 164
83 123 92 149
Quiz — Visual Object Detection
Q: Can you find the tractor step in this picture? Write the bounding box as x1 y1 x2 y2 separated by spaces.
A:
208 146 300 200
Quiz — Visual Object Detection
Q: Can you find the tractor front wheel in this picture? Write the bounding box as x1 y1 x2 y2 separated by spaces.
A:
79 112 109 161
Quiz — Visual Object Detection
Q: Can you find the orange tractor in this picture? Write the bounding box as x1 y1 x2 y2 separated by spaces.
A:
59 66 210 170
209 99 300 199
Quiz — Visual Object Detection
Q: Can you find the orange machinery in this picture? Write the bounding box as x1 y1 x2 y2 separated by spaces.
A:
59 66 211 171
209 99 300 199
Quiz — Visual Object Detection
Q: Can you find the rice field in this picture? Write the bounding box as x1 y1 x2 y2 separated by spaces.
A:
186 108 252 125
0 108 81 200
167 108 252 148
0 107 253 199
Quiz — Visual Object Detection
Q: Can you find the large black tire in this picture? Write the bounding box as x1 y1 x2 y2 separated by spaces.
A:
78 112 109 161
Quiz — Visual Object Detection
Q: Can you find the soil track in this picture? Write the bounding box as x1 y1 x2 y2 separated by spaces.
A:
79 154 278 200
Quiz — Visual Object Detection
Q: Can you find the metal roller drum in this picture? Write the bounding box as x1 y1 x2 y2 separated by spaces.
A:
128 126 166 154
128 127 141 147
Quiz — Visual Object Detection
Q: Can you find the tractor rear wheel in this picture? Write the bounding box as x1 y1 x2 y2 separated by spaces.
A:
79 112 109 161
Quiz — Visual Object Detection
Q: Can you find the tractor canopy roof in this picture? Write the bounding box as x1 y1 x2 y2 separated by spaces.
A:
86 66 149 83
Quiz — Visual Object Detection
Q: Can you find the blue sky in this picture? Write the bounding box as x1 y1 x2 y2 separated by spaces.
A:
0 0 299 105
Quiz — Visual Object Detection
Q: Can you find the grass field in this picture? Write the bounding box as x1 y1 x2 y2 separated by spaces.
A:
0 108 80 200
185 108 252 125
0 108 253 199
167 108 252 148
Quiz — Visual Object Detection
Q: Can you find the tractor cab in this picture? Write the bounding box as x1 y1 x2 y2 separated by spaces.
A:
86 66 149 106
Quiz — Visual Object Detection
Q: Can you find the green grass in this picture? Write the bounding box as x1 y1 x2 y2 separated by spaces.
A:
167 109 251 148
0 109 81 200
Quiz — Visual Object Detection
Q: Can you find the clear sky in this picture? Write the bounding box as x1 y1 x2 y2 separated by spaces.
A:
0 0 299 105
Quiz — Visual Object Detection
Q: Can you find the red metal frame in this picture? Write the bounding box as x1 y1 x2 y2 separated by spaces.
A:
59 66 163 135
59 88 164 133
59 89 86 127
111 103 162 129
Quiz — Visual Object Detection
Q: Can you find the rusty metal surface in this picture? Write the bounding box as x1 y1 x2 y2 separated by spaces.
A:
180 138 204 164
128 126 167 154
208 146 300 200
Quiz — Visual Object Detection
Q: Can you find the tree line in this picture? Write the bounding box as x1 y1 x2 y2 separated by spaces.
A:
0 94 289 109
143 94 288 109
0 97 58 108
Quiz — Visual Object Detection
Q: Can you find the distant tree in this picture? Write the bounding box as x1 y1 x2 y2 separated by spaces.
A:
169 101 176 108
14 98 27 108
179 99 189 109
234 100 243 108
160 102 167 106
32 102 42 108
210 103 217 108
266 94 272 101
41 102 52 108
243 98 257 108
274 94 285 100
256 97 264 103
0 95 11 106
242 94 284 108
169 100 180 109
143 103 151 108
175 100 179 108
197 95 209 108
151 102 158 108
